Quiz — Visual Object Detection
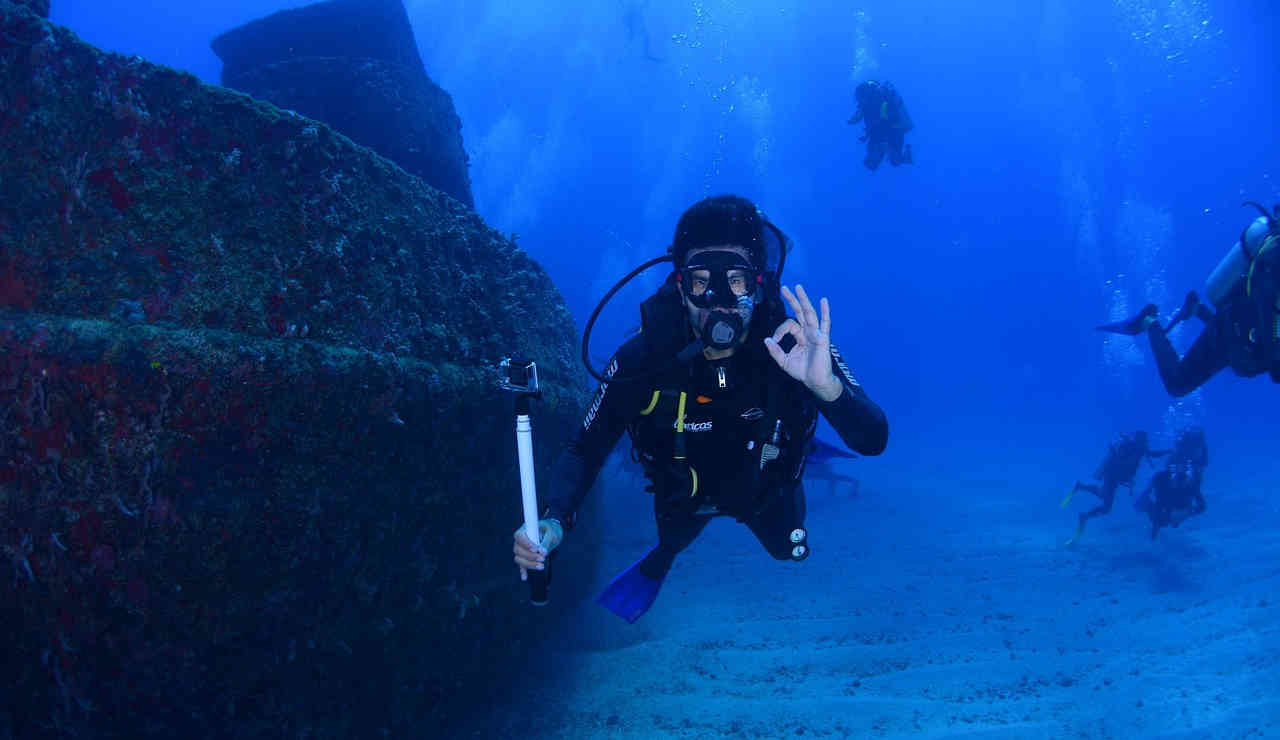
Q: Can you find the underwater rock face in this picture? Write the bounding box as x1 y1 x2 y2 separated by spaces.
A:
10 0 46 18
211 0 474 208
1 3 587 737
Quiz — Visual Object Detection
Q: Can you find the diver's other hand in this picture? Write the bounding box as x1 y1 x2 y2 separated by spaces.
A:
512 519 563 581
765 285 842 402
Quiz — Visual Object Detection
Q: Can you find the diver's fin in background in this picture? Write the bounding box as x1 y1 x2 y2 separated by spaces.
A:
1065 515 1085 546
1163 291 1213 332
596 548 668 623
807 437 858 464
1096 304 1157 336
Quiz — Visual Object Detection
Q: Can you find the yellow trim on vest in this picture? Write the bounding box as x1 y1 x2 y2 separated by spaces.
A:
689 467 699 497
640 390 661 415
675 391 688 433
1247 235 1276 298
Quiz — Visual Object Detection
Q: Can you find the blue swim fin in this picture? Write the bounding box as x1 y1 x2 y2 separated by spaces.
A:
595 548 668 623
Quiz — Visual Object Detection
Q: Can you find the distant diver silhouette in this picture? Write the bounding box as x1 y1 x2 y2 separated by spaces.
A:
622 0 663 62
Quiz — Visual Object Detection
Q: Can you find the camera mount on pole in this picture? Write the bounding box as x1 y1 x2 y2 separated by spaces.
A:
499 358 549 605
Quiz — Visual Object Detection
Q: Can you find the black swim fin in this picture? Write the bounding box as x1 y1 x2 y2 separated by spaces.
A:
1096 304 1157 336
1163 291 1214 332
595 547 669 623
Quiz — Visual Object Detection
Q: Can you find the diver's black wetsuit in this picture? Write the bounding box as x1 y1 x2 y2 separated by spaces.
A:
1135 470 1207 540
849 82 914 171
1075 435 1166 530
1146 293 1278 397
545 333 887 574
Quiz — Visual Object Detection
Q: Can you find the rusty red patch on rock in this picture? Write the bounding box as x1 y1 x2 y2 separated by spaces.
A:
89 543 115 573
87 168 133 212
0 258 37 309
146 496 177 528
126 574 149 608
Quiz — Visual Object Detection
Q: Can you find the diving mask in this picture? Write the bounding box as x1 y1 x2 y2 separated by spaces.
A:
677 251 760 350
678 250 761 309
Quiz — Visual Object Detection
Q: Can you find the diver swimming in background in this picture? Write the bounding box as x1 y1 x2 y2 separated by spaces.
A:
621 0 662 62
1063 430 1168 545
847 80 914 171
1134 429 1208 540
510 195 888 623
1098 202 1280 396
1135 469 1206 540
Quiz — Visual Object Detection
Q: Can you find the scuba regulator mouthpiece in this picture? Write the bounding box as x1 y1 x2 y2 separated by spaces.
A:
701 294 754 351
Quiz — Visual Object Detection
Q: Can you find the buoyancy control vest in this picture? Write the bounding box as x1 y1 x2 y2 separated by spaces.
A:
625 283 816 519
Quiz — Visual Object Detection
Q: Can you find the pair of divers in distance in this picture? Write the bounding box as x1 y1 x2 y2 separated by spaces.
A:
1062 427 1208 545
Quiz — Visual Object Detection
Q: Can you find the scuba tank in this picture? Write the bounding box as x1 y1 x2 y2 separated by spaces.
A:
1207 202 1280 381
1204 216 1271 309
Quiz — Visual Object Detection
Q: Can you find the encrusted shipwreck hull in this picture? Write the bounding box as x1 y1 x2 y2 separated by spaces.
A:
1 4 587 737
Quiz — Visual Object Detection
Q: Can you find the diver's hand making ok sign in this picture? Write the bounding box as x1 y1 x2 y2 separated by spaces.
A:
763 285 844 402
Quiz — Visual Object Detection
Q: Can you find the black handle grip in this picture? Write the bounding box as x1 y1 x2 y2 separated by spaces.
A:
528 564 550 606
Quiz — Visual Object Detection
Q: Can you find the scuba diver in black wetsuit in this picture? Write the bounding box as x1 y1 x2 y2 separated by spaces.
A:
1135 426 1208 539
1136 469 1207 540
509 195 889 623
847 80 914 171
1098 203 1280 396
1063 430 1169 544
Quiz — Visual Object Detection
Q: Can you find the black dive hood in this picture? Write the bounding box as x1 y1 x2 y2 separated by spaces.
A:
581 220 792 384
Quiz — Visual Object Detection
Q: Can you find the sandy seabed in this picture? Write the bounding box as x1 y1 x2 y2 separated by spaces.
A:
465 466 1279 740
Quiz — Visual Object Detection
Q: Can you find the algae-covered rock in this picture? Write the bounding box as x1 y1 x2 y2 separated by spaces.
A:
11 0 45 19
0 3 591 737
